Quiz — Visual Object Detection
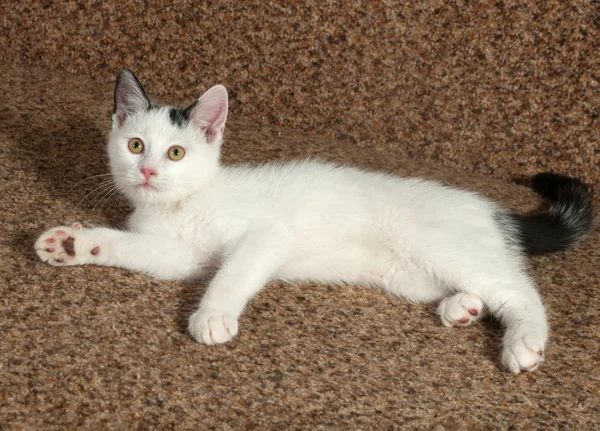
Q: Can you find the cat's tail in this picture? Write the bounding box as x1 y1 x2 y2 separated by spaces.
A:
505 173 594 254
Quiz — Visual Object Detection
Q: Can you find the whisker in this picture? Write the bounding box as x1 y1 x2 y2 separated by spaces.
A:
90 184 122 215
97 183 126 215
74 179 122 211
73 182 114 210
65 173 122 196
109 192 127 211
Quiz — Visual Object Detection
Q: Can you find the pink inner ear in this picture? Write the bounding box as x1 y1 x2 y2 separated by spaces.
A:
189 85 228 143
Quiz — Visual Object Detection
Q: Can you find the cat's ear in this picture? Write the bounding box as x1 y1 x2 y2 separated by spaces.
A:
187 85 228 145
113 68 151 128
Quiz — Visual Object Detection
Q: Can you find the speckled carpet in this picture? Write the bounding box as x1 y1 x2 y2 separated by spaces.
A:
1 2 599 429
1 61 598 429
2 1 599 190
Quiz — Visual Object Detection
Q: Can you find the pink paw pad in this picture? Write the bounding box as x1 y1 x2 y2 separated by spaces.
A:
91 246 100 255
438 293 486 328
45 238 56 244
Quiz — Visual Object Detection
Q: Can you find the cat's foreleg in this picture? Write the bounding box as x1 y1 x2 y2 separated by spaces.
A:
188 226 291 345
35 223 200 280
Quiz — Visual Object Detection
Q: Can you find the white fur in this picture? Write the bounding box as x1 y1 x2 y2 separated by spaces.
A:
35 85 548 374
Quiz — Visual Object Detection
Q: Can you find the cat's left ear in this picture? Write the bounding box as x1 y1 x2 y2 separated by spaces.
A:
187 85 228 145
113 68 151 128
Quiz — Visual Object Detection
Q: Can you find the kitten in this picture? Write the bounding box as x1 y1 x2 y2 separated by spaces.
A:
35 69 593 373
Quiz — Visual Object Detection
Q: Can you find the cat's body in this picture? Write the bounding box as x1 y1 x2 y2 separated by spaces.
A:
35 70 593 374
128 160 511 293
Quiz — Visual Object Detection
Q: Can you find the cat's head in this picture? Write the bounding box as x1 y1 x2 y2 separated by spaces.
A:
108 68 228 205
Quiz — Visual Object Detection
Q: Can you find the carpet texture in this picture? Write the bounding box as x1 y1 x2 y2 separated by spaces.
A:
1 1 599 191
1 61 599 429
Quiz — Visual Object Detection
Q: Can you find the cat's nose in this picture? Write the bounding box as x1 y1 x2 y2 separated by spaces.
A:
140 167 157 181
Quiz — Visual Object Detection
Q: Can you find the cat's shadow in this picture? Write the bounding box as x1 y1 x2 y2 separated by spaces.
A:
174 276 506 372
11 101 130 270
478 318 504 369
425 308 504 370
12 105 130 226
174 280 207 335
173 269 222 335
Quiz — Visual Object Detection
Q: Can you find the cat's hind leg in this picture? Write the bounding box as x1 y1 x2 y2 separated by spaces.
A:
379 261 445 303
380 263 489 327
437 292 487 327
494 281 547 373
456 274 546 373
379 246 545 372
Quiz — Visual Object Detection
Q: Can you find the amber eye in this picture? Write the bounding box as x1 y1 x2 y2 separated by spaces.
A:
128 138 144 154
168 146 185 161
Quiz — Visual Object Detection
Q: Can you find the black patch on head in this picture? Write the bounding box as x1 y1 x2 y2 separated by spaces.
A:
169 107 190 128
169 101 198 129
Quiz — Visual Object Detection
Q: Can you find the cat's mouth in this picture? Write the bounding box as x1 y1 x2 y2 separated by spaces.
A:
137 182 159 191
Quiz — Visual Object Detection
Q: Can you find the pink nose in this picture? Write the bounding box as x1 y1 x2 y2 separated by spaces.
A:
140 168 157 181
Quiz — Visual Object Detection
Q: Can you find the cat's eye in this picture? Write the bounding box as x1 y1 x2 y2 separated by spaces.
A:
128 138 144 154
168 146 185 161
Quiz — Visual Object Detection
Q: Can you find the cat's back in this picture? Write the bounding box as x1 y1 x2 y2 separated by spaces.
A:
219 159 372 209
211 159 488 215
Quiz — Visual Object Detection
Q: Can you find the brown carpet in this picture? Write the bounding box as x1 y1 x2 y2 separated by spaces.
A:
1 61 599 429
1 1 599 191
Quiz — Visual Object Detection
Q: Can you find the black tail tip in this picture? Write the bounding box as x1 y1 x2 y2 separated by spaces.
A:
530 172 591 201
507 172 594 254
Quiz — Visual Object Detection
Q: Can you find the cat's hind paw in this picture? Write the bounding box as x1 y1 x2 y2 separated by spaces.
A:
188 310 239 345
35 223 90 266
502 333 545 374
437 292 487 327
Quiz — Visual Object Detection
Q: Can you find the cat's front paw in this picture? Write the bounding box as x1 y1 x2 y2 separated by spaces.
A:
502 333 546 374
188 310 239 345
437 292 487 327
35 223 98 266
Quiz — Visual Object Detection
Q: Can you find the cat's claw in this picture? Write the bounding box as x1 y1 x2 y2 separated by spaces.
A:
437 292 486 327
502 334 545 373
35 223 85 266
188 310 238 345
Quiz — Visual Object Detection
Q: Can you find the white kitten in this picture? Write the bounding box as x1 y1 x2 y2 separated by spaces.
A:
35 69 593 373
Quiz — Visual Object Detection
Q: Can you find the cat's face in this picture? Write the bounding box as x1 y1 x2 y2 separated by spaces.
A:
108 69 228 206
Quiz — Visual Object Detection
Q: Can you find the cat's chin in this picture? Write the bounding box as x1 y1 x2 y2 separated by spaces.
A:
125 185 182 206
